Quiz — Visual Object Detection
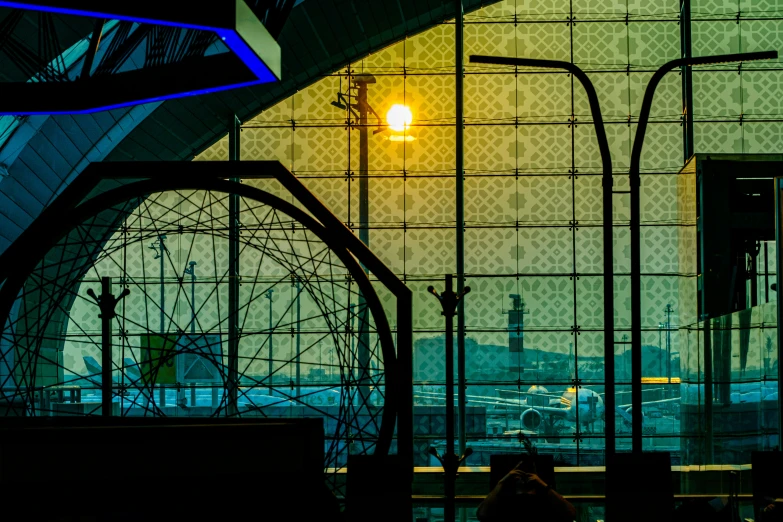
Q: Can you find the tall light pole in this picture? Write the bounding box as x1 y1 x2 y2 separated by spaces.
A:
333 73 380 407
332 74 409 409
469 53 616 459
356 73 374 408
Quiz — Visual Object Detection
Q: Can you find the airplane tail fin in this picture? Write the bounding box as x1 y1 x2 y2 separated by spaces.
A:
83 356 102 376
123 358 142 381
81 356 102 386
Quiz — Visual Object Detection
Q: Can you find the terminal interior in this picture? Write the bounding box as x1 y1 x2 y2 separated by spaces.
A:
0 1 782 521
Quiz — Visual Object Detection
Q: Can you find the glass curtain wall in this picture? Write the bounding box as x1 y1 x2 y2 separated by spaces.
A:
196 0 783 466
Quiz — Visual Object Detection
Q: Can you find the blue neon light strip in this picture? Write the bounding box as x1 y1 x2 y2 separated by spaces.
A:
0 1 277 89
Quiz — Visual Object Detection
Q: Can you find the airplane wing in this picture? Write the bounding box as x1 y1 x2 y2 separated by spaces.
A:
618 397 680 409
414 395 513 408
495 388 564 399
529 406 569 417
414 394 569 418
605 388 665 396
414 392 523 407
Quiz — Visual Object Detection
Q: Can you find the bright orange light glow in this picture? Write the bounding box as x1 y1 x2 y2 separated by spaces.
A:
386 104 412 132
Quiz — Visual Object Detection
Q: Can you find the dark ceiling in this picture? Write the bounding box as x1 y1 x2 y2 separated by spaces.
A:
0 0 499 255
0 8 95 82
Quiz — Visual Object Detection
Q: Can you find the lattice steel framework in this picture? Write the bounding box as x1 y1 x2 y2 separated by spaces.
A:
0 161 412 496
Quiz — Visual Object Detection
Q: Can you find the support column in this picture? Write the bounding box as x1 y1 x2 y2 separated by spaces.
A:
427 276 471 522
775 179 783 455
455 0 467 462
227 115 241 416
680 0 694 162
100 277 113 417
355 76 373 407
87 277 129 417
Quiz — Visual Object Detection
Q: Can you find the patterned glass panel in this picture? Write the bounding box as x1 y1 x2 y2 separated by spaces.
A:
185 0 783 466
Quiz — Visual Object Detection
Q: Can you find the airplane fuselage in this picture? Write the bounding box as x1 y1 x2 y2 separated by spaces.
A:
559 387 605 425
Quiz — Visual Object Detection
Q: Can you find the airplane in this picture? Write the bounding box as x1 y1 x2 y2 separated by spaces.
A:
81 356 143 387
415 385 680 434
681 382 778 404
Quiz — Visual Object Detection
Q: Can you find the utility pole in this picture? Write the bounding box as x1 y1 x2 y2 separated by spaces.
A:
354 73 377 409
87 277 129 417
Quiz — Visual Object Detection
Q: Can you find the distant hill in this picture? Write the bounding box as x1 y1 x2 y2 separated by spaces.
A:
414 335 679 382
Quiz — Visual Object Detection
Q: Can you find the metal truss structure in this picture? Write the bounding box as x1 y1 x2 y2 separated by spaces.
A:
0 161 412 496
0 0 288 114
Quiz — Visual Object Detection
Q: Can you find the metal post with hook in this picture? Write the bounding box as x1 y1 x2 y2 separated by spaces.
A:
86 277 130 417
427 274 473 522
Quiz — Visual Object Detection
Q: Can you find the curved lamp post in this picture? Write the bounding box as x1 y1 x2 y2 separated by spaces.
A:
629 50 777 454
469 55 617 457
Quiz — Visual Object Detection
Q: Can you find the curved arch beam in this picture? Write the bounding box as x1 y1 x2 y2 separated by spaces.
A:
469 55 616 456
0 161 406 456
628 50 777 455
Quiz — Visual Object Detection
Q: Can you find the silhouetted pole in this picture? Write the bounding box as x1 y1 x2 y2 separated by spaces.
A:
775 178 783 449
87 277 129 417
227 115 241 416
454 0 468 465
428 275 472 522
355 73 375 408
